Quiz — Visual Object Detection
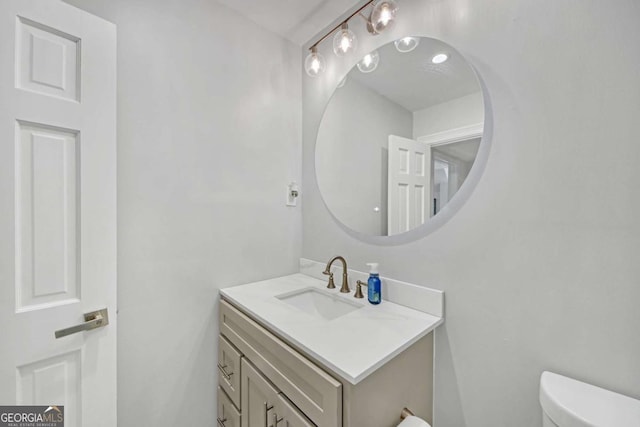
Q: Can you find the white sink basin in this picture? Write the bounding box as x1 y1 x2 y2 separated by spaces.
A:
276 288 362 320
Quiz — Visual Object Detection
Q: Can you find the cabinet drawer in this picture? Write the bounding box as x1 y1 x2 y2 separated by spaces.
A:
220 299 341 427
217 387 241 427
218 335 242 408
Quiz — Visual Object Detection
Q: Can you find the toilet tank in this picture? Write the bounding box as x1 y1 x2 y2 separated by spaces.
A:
539 371 640 427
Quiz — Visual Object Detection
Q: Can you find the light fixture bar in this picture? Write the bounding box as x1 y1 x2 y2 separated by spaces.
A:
309 0 376 52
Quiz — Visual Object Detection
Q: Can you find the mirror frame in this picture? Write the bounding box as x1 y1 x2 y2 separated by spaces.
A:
313 36 493 245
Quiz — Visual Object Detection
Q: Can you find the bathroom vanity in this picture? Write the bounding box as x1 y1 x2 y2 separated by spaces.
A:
216 259 443 427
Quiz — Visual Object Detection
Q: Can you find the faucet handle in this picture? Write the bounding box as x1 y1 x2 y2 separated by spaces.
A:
325 272 336 289
355 280 367 298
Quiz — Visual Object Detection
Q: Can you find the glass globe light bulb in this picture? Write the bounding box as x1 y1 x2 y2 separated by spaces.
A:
394 36 420 53
337 76 348 88
304 47 326 77
332 23 357 56
357 50 380 73
370 0 398 33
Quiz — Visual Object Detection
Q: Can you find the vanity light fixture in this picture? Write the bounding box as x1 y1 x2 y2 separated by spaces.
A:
431 53 449 64
333 23 357 56
304 0 400 77
369 0 399 34
357 50 380 73
304 46 326 77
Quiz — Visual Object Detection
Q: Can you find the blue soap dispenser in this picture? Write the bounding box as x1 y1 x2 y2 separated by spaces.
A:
366 263 381 305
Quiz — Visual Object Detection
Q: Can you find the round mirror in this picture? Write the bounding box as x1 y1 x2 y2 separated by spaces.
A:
316 36 486 237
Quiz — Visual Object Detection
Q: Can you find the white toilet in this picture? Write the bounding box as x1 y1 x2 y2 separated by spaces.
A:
540 371 640 426
396 408 431 427
395 417 430 427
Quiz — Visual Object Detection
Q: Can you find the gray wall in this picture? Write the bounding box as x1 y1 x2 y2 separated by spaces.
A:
63 0 301 425
303 0 640 426
316 78 412 235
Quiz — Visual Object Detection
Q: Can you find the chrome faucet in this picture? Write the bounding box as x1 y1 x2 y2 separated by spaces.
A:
323 256 350 293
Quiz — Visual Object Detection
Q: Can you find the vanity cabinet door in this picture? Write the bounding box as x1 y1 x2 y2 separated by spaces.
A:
219 335 242 407
220 300 341 427
274 394 315 427
241 359 279 427
218 387 241 427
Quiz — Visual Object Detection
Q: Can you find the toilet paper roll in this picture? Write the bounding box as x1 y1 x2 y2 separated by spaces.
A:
397 415 431 427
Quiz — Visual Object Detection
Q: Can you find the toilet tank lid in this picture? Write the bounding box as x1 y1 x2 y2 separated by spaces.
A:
540 371 640 427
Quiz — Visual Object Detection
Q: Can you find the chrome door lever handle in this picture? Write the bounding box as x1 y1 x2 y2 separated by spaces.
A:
55 308 109 339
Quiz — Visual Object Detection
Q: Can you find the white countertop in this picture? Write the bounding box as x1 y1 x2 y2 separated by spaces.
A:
220 273 443 385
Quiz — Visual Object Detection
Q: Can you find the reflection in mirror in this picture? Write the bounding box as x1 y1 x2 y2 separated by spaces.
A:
432 138 480 215
316 36 484 237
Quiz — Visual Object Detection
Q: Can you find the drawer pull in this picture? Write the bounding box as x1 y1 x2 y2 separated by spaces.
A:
217 363 234 381
264 402 274 427
216 417 227 427
273 412 283 426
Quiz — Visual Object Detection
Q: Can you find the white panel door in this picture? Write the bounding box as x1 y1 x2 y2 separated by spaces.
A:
0 1 116 426
387 135 431 235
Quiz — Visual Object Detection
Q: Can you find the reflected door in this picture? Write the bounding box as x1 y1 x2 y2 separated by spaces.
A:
387 135 431 235
430 136 481 216
0 1 116 426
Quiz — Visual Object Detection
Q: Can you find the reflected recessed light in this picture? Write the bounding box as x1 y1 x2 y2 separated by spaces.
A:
431 53 448 64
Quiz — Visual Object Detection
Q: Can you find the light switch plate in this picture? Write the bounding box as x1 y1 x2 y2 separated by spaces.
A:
286 182 299 207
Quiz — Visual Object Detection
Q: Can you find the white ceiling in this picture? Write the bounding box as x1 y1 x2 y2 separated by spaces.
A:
434 138 481 163
218 2 481 112
217 0 364 46
349 37 481 112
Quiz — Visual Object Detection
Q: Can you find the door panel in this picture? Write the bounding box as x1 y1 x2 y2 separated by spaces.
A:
0 1 116 426
17 351 81 422
16 16 80 101
387 135 431 235
16 122 80 310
